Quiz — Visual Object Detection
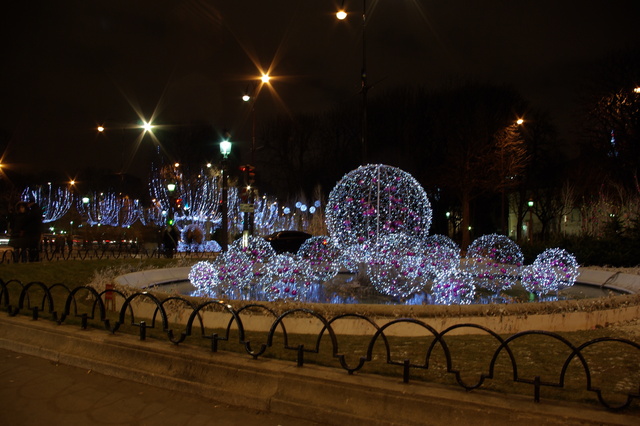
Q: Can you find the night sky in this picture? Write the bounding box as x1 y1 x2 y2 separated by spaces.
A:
2 0 639 181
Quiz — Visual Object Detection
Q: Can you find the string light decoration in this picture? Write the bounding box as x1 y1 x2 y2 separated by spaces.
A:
431 270 477 305
76 192 119 226
189 238 276 299
229 235 276 264
298 235 341 282
521 248 579 296
423 234 461 284
252 197 280 235
326 164 432 249
143 204 164 226
22 185 73 223
188 260 217 297
258 253 315 301
366 234 431 298
464 234 524 292
119 197 144 227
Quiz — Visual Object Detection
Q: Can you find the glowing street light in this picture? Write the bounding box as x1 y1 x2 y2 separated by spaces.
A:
219 137 233 251
261 73 270 84
336 9 347 20
220 139 232 159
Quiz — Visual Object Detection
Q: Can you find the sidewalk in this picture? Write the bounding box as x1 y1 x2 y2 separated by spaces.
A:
1 315 637 426
0 347 321 426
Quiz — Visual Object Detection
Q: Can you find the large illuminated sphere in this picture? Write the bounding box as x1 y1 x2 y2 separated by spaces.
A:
521 248 579 296
259 253 315 301
465 234 523 292
326 164 432 249
431 270 476 305
366 234 430 298
297 235 341 282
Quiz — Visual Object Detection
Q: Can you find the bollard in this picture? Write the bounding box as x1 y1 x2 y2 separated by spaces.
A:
297 344 304 367
403 359 411 383
534 376 541 403
32 306 39 321
139 321 146 340
211 333 218 352
81 313 88 329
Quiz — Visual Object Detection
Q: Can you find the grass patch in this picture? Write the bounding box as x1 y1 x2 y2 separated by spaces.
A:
0 258 194 288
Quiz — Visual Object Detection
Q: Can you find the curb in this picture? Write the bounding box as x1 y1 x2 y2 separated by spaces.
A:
0 315 637 426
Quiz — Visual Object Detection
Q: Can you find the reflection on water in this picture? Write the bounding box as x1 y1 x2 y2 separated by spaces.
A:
148 273 624 305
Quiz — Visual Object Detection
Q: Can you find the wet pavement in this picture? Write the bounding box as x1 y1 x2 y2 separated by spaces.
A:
0 347 321 426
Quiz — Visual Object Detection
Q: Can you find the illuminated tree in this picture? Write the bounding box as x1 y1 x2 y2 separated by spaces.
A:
430 83 528 248
23 184 73 223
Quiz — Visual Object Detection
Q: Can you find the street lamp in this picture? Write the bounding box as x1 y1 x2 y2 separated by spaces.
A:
219 138 232 251
500 118 525 235
527 199 534 241
337 0 370 164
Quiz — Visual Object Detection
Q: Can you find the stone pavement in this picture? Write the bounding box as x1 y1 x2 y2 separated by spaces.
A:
0 347 321 426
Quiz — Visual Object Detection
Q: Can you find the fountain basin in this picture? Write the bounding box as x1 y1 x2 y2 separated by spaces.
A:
113 267 640 335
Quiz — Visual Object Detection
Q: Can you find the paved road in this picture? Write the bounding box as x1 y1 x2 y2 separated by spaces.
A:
0 348 322 426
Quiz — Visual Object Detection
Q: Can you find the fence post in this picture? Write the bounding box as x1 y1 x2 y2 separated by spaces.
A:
140 321 147 340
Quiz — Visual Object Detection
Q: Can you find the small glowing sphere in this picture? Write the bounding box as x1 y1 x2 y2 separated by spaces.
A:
521 248 579 296
336 10 347 20
367 234 430 299
465 234 523 292
259 253 314 301
431 271 476 305
298 236 341 282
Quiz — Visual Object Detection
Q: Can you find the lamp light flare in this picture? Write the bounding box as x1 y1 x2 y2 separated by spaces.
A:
261 74 270 84
336 10 347 20
516 118 524 125
142 122 154 132
220 140 232 158
97 126 105 132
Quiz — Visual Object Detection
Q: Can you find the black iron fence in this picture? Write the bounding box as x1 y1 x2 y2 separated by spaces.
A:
1 277 638 412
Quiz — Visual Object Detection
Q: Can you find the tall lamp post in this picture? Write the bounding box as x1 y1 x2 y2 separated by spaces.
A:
220 138 232 251
337 1 369 164
527 199 534 241
166 182 176 222
241 74 269 238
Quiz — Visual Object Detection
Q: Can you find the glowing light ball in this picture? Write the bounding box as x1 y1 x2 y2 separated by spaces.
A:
259 253 315 301
423 234 461 283
431 270 476 304
521 248 579 296
211 250 259 299
297 235 341 282
189 261 217 296
326 164 432 249
229 236 275 264
366 234 430 298
465 234 523 292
